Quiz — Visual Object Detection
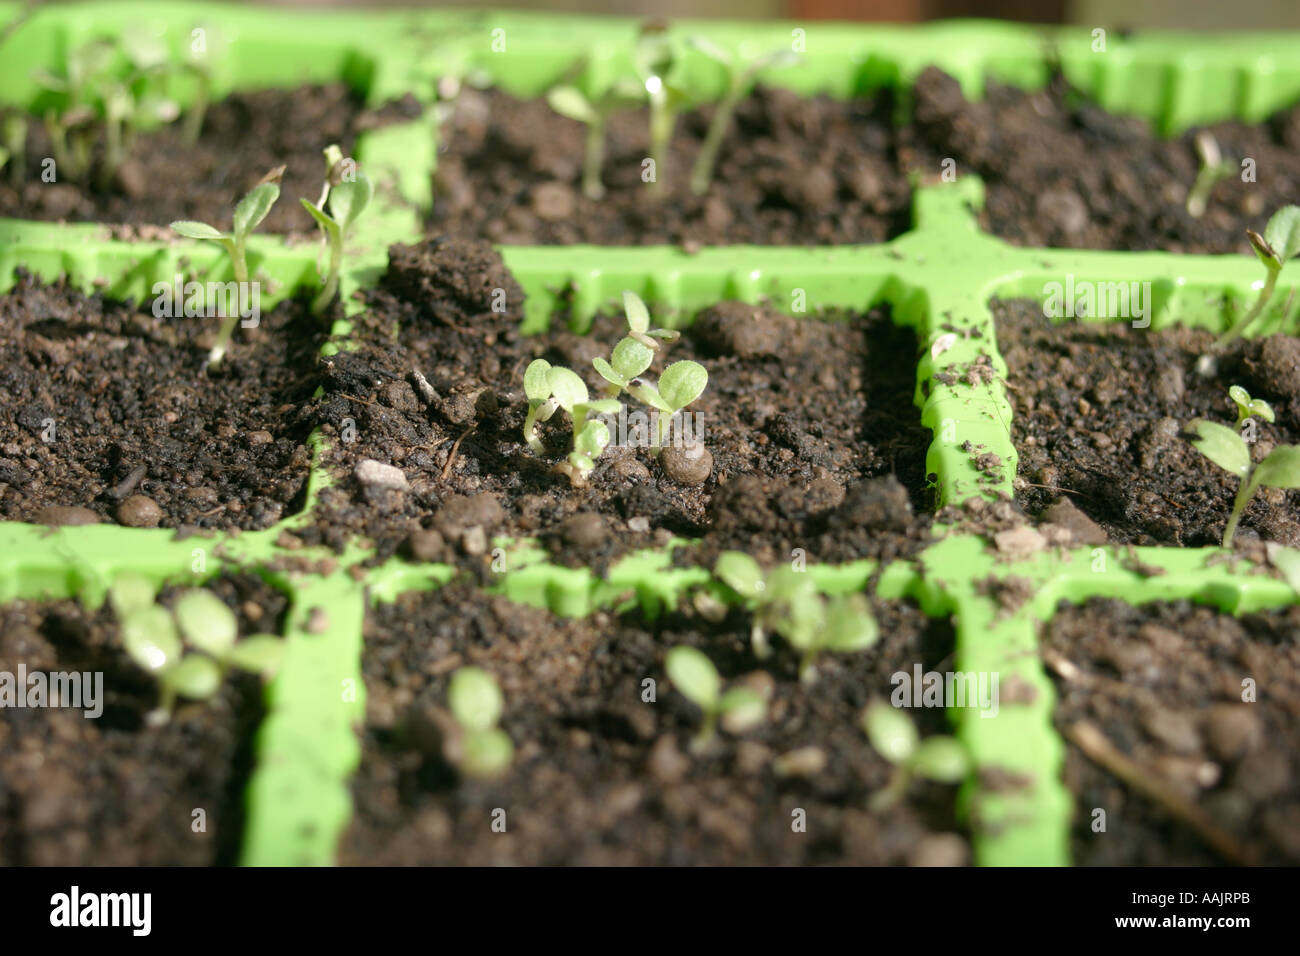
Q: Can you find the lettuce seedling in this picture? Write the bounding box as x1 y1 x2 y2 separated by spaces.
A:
546 79 644 200
522 359 621 484
170 167 283 368
300 145 374 315
665 645 766 751
633 30 690 196
713 552 879 680
32 37 115 181
1215 205 1300 349
1185 131 1235 219
1187 404 1300 546
626 359 709 450
687 38 800 195
110 574 285 724
1228 384 1275 430
591 292 676 398
447 666 514 778
862 700 971 811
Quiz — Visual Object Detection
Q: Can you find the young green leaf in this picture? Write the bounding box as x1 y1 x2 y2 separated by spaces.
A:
594 337 655 390
328 171 373 231
164 654 223 701
170 220 227 241
1251 445 1300 490
824 594 879 652
524 358 554 402
448 666 504 733
714 551 765 601
573 418 611 458
109 572 158 620
1187 418 1251 478
1263 204 1300 264
547 366 589 410
121 606 182 673
909 736 971 783
232 180 281 240
717 686 766 734
173 589 238 657
862 701 919 765
624 290 651 335
226 635 286 677
665 646 720 711
658 360 708 412
546 85 599 125
460 728 515 778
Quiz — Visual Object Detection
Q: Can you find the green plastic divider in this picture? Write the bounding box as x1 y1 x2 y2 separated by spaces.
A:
4 2 1300 867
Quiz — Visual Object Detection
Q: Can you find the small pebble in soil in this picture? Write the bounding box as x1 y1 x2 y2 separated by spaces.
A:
1201 704 1262 762
34 505 101 526
771 746 827 778
610 457 651 484
354 459 409 491
647 736 690 784
406 528 448 563
659 441 713 486
560 512 607 549
837 475 912 531
117 495 162 528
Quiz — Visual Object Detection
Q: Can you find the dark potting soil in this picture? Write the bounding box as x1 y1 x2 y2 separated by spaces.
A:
0 85 419 234
1046 598 1300 865
428 85 909 246
997 299 1300 547
0 271 322 531
301 238 935 572
904 67 1300 255
0 572 283 865
340 578 965 866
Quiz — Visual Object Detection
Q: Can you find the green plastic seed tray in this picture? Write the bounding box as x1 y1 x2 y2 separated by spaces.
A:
2 1 1299 867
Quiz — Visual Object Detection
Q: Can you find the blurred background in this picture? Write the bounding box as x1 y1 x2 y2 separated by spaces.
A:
260 0 1300 30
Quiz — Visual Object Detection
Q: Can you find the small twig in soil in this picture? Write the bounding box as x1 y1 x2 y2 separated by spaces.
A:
440 424 476 481
108 464 147 500
1064 720 1258 866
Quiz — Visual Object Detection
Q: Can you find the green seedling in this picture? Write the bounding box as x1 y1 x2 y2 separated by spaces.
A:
110 574 285 724
591 292 678 398
32 37 115 181
1215 205 1300 349
862 700 971 811
300 145 374 315
1187 400 1300 546
712 552 879 680
1185 131 1235 219
626 359 709 450
447 666 514 778
170 166 283 368
3 113 26 183
521 359 621 485
687 38 800 195
546 78 644 200
181 29 218 147
633 29 690 196
1228 384 1275 430
665 645 766 751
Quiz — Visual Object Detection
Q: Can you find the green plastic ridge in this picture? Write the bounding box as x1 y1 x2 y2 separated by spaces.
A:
4 2 1300 867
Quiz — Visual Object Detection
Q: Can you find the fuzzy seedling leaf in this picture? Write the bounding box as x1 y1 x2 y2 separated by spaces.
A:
461 728 514 778
573 419 611 458
623 290 651 335
547 366 589 410
863 701 919 766
299 198 340 242
1263 205 1300 264
233 180 281 239
658 361 708 412
717 687 766 734
173 589 238 657
1187 419 1250 478
226 635 285 677
121 606 182 674
1252 445 1300 489
714 551 765 601
909 736 970 783
609 337 655 383
763 565 816 604
1229 385 1275 424
524 358 554 403
448 666 504 733
109 572 158 620
824 594 879 652
688 36 733 66
165 654 223 701
665 646 720 710
170 220 227 241
546 85 599 125
328 172 373 231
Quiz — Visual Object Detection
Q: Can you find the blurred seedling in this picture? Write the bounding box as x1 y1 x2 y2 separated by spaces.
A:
665 645 767 751
1228 384 1274 431
109 573 285 726
1214 205 1300 350
33 37 115 181
1186 395 1300 546
300 145 374 315
633 29 690 196
447 666 514 778
3 113 26 183
521 359 621 486
592 291 678 398
861 701 971 811
1185 131 1235 219
546 78 645 199
687 38 800 195
711 551 878 681
170 166 284 368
